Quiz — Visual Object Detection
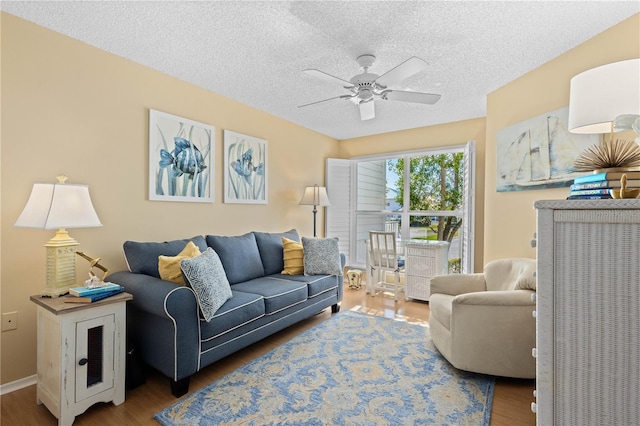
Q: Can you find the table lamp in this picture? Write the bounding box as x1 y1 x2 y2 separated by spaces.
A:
15 175 102 297
568 58 640 136
299 184 330 237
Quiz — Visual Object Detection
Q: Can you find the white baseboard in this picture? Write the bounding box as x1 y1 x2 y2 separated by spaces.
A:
0 374 36 395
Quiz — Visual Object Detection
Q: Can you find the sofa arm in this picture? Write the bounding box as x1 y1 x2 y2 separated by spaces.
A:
454 289 536 306
108 271 200 381
336 253 346 302
430 273 486 296
109 271 199 320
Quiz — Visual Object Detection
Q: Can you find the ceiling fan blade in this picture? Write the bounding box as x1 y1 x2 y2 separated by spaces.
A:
298 95 353 108
303 69 354 88
375 57 428 88
382 90 441 105
359 100 375 120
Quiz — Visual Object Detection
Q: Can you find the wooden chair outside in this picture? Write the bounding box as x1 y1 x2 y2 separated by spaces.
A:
368 231 405 301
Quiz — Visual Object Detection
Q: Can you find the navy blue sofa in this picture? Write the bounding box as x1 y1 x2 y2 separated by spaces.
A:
109 230 343 397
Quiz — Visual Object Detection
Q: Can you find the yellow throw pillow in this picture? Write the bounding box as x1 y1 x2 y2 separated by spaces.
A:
159 241 202 285
281 236 304 275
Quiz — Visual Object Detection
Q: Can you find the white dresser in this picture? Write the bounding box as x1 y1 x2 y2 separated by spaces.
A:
404 240 449 301
534 200 640 426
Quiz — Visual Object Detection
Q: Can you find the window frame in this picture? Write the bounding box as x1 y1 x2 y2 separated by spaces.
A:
326 141 475 273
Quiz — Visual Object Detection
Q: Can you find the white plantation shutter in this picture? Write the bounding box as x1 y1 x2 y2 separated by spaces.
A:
325 158 353 265
461 141 476 273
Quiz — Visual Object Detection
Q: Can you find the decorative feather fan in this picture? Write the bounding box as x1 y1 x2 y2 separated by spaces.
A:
573 139 640 172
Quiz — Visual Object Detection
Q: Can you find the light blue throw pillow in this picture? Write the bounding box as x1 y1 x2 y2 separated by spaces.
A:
180 248 232 321
302 237 342 276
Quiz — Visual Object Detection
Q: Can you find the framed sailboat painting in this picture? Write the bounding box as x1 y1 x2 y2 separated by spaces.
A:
496 106 599 192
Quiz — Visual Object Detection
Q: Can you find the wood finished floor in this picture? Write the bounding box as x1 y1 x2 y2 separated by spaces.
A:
1 285 536 425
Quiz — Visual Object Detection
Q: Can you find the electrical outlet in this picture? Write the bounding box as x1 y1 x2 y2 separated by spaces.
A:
2 311 18 331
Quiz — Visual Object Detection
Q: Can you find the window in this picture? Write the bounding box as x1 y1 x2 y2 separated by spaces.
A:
326 141 474 273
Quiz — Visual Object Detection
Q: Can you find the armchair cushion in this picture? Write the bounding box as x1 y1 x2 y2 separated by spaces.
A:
484 258 536 291
429 293 453 330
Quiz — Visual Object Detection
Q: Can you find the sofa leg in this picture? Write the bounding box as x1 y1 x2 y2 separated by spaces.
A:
170 376 190 398
331 303 340 313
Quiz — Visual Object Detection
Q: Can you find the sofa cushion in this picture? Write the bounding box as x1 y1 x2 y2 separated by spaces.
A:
206 232 264 284
123 236 208 278
302 237 342 276
270 273 339 299
180 248 233 322
199 290 265 340
158 241 202 285
281 237 304 275
253 229 299 275
231 277 307 315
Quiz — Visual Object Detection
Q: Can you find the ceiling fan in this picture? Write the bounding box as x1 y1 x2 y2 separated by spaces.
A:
299 54 441 121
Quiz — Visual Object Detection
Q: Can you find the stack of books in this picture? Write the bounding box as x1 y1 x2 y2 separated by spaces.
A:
65 282 124 303
568 171 640 200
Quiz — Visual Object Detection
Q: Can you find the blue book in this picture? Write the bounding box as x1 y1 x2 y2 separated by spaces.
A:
569 179 640 191
571 179 640 190
566 194 612 200
65 288 124 303
570 181 611 190
573 171 640 184
569 188 610 196
68 282 122 297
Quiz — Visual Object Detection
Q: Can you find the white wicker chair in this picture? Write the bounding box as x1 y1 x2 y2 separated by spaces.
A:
368 231 405 301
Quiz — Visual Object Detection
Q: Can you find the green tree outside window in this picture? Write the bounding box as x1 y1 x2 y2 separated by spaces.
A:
389 153 464 243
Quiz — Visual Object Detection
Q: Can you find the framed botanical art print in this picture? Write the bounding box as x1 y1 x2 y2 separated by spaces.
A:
149 109 214 202
224 130 267 204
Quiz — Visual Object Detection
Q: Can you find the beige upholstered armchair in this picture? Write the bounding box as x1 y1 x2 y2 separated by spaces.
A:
428 258 537 379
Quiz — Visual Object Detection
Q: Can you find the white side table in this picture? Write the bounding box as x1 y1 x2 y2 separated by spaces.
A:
404 240 449 301
30 292 132 426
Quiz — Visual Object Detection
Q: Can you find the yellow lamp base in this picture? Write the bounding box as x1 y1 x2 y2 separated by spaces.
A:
41 229 79 297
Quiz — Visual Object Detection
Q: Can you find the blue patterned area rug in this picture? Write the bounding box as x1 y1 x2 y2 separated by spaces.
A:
154 310 494 425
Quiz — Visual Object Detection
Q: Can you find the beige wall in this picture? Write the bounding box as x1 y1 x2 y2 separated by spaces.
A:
2 11 639 387
483 13 639 262
0 14 339 384
338 118 487 272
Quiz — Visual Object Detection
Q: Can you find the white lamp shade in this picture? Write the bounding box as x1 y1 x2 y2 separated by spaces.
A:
568 58 640 134
15 183 102 229
299 185 331 206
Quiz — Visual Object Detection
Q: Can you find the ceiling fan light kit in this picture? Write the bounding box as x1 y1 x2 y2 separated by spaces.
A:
300 54 441 121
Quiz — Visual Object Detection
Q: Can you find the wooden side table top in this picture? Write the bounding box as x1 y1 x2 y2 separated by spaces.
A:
30 292 133 315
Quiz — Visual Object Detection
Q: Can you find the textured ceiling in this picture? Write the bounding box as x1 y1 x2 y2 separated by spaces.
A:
2 1 639 140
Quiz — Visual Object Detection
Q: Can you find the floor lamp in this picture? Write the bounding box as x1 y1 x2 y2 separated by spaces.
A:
299 184 330 237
